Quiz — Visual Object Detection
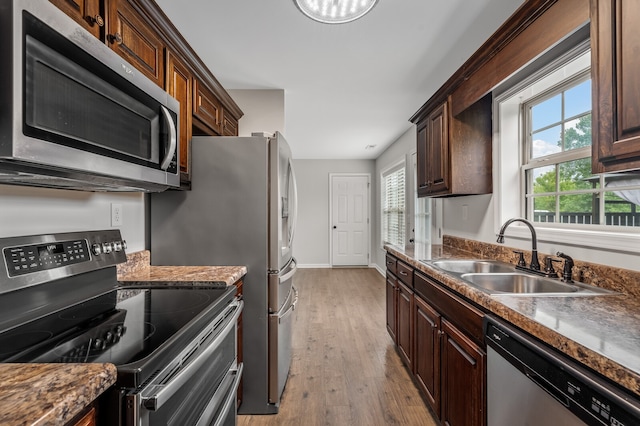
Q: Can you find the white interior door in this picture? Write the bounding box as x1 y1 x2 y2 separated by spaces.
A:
331 175 370 266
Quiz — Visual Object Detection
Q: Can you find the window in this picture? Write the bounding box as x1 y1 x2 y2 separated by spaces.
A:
495 30 640 253
522 64 640 227
382 164 405 246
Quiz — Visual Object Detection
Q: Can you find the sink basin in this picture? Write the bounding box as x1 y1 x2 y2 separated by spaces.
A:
460 273 617 296
429 259 515 274
460 273 578 294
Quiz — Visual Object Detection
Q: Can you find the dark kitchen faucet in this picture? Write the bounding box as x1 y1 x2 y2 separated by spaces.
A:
496 218 541 272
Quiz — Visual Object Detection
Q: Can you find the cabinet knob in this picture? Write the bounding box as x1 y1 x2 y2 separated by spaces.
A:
86 14 104 27
108 32 123 45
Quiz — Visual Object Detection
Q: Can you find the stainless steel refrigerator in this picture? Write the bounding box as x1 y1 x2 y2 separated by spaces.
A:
149 132 298 414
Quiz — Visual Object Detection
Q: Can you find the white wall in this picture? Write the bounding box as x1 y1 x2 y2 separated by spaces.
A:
228 89 285 136
373 126 417 271
293 159 375 267
0 185 146 251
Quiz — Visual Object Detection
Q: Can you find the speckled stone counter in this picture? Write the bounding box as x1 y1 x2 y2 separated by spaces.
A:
386 238 640 398
0 363 116 426
117 250 246 287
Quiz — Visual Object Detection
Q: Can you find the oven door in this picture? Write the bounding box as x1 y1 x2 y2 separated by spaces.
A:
125 300 242 426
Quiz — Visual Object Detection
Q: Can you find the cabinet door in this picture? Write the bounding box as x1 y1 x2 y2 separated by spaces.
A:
592 0 640 172
414 295 441 417
397 281 413 370
193 79 222 135
49 0 104 39
441 318 486 426
222 111 239 136
107 0 165 88
386 273 398 343
72 406 96 426
416 120 429 196
427 102 449 194
166 51 193 181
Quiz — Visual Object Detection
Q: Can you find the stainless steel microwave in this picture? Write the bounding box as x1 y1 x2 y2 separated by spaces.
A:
0 0 180 192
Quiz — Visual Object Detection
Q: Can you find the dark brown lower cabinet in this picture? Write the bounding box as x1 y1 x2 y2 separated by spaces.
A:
413 295 441 417
386 272 398 343
441 318 486 426
397 281 413 370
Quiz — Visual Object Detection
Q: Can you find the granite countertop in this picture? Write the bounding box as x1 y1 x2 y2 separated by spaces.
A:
386 242 640 398
0 363 117 426
116 250 247 287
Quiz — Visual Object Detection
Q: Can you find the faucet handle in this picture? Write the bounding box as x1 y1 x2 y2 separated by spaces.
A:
544 257 561 278
513 251 526 268
556 252 575 283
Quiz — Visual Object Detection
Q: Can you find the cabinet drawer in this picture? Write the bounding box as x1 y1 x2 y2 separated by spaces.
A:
397 261 413 287
385 254 397 276
193 79 222 135
414 271 484 345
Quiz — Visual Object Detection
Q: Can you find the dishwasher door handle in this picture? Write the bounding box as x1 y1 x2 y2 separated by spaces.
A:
524 366 570 408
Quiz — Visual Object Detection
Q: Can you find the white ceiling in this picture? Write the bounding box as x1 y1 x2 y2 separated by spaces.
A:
154 0 525 160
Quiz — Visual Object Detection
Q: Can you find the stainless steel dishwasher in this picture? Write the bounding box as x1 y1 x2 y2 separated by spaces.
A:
485 316 640 425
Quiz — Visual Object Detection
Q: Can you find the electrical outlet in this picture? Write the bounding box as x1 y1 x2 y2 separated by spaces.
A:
111 203 123 226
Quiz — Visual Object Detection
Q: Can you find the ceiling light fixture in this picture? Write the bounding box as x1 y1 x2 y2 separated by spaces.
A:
294 0 379 24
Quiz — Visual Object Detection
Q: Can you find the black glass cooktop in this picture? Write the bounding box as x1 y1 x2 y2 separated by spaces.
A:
0 286 235 368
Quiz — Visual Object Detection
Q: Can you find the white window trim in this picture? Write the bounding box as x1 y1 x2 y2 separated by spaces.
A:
493 40 640 255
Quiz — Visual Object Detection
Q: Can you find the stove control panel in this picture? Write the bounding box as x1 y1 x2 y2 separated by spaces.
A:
1 230 127 284
4 239 90 277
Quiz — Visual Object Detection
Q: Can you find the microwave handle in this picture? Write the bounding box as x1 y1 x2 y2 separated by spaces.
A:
160 105 177 171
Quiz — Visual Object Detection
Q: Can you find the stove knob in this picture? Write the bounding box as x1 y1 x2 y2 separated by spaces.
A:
102 242 113 254
91 243 103 255
113 241 123 252
114 325 124 337
122 240 127 250
104 331 114 344
93 338 103 350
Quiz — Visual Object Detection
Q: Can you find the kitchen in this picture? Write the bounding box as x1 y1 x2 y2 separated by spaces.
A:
2 0 640 425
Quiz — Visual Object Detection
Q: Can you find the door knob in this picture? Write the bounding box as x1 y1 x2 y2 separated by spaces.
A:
333 226 337 229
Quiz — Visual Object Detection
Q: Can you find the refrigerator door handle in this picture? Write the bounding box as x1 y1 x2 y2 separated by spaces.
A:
279 286 298 323
287 158 298 249
280 257 297 282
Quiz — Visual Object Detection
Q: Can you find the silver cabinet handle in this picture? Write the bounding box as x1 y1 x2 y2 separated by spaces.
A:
160 105 177 171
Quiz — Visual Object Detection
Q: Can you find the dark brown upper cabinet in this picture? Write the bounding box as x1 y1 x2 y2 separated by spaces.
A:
413 95 492 198
591 0 640 173
107 0 165 88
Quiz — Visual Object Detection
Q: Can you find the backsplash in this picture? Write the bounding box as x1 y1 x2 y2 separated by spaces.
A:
443 235 640 299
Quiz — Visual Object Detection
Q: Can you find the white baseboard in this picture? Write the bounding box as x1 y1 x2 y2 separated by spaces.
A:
373 264 385 276
297 263 332 268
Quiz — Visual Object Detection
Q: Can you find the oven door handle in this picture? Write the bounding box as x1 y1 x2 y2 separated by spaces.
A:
142 300 243 411
196 363 243 426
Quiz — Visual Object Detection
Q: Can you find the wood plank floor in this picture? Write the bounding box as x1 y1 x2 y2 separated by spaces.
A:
238 268 438 426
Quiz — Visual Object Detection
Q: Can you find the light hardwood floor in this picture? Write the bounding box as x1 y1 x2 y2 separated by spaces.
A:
238 268 438 426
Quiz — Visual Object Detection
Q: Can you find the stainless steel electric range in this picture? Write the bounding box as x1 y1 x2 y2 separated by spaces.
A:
0 230 242 426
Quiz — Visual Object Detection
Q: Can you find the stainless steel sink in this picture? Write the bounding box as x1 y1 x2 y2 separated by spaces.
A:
460 273 617 296
429 259 515 274
423 258 618 296
460 273 577 293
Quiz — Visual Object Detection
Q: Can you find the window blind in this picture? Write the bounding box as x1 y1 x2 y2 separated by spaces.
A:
382 167 405 246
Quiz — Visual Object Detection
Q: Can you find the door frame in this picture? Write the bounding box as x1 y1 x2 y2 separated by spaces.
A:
328 173 372 267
